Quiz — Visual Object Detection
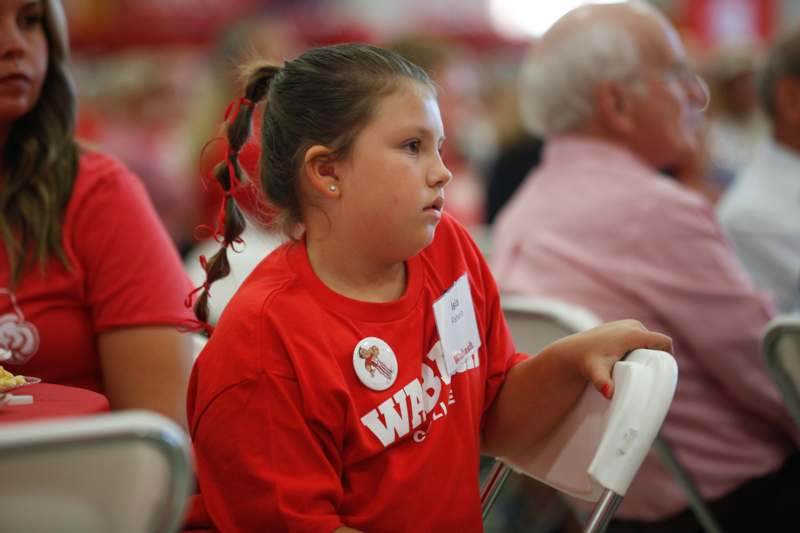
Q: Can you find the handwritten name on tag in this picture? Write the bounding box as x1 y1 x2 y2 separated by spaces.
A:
433 273 482 376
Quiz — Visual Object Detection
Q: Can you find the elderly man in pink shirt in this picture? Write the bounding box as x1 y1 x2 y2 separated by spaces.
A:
492 3 800 532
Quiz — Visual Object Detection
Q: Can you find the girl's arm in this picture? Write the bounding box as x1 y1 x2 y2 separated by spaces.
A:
481 320 672 458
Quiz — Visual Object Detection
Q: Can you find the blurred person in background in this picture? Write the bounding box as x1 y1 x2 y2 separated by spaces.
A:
0 0 194 426
718 27 800 314
704 45 769 195
482 54 544 225
491 2 800 531
74 49 204 255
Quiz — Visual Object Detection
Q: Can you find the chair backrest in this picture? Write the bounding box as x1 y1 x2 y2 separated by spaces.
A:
762 313 800 428
501 348 677 501
490 294 721 533
0 410 193 533
501 294 602 355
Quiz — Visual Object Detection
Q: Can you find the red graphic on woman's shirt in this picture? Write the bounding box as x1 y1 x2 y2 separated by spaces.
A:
358 345 393 380
0 289 40 365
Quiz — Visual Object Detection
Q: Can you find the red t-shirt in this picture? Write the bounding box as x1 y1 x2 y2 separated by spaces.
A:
187 214 526 532
0 149 195 392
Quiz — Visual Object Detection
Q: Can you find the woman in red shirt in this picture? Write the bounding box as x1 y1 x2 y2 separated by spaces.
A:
0 0 194 426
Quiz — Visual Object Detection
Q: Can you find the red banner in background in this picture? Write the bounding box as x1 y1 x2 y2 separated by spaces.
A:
65 0 267 50
679 0 776 48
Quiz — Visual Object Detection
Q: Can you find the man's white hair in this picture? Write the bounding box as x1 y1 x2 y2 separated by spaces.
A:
519 21 641 137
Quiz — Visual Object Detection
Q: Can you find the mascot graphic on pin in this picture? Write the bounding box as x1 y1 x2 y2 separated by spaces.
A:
358 345 393 380
0 289 40 365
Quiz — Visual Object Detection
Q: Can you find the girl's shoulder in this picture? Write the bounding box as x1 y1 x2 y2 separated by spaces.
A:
215 243 304 326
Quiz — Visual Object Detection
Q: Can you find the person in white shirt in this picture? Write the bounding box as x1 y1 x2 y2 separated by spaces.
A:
718 28 800 313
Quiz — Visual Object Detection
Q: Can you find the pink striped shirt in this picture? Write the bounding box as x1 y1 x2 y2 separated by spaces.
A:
492 135 800 520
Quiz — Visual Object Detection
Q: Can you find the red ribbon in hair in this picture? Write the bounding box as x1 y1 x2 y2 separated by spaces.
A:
193 97 254 244
183 258 217 336
179 319 215 337
224 97 253 125
184 255 210 308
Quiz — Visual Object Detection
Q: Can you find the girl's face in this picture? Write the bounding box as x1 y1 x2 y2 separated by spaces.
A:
0 0 48 137
333 81 453 263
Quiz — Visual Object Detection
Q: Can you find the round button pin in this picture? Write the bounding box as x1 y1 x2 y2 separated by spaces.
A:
353 337 398 391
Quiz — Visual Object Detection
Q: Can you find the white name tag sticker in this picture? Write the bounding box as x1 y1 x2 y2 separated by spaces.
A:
432 273 482 377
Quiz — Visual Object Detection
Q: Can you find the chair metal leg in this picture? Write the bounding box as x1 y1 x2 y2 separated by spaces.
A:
584 489 623 533
480 461 512 521
653 436 723 533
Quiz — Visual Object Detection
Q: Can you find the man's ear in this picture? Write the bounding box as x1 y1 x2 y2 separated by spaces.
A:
595 80 637 134
302 145 340 197
776 76 800 126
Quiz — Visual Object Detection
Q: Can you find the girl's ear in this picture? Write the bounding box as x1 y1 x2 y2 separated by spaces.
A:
302 145 340 197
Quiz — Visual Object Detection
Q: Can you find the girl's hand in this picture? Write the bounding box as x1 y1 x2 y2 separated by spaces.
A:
553 320 673 399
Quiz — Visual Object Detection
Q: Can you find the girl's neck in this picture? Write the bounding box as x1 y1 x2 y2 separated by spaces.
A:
305 233 407 303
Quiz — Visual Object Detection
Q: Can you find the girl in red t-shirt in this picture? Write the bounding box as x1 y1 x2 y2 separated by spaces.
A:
187 43 672 532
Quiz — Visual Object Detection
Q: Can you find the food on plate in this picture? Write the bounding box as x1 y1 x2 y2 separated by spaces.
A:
0 365 26 390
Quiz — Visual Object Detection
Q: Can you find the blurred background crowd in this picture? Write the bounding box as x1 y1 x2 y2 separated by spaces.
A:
58 1 799 531
63 0 796 254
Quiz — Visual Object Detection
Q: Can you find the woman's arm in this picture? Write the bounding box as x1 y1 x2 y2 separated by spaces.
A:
481 320 672 458
99 326 193 429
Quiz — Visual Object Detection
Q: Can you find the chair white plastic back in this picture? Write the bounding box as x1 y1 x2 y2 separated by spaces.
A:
501 348 676 526
762 314 800 428
0 410 193 533
500 295 602 355
483 295 719 532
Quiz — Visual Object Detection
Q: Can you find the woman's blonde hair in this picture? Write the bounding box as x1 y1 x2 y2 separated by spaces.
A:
1 0 79 285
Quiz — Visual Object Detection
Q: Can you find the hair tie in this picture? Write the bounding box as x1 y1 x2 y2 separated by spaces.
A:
225 236 245 252
198 321 214 337
184 281 210 308
223 97 254 125
178 319 215 338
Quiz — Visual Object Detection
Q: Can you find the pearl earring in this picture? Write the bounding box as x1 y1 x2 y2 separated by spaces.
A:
328 184 337 192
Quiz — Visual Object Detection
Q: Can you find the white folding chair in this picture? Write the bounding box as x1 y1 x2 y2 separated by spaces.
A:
0 410 193 533
501 348 676 532
762 314 800 429
483 295 720 533
499 295 604 354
